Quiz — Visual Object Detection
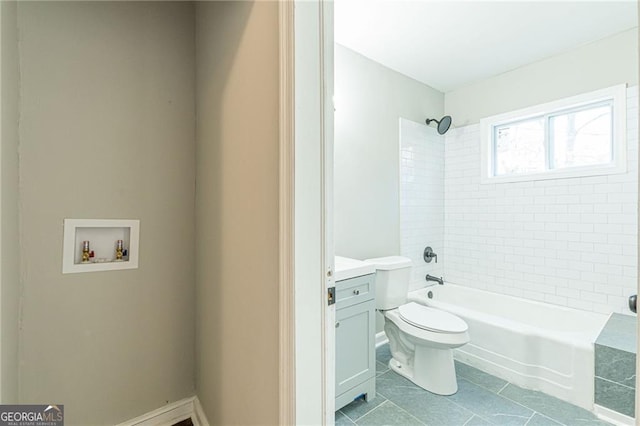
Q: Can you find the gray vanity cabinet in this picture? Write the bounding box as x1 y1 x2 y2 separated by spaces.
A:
335 273 376 411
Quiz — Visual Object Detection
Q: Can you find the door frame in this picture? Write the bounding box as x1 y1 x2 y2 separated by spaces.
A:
279 0 335 425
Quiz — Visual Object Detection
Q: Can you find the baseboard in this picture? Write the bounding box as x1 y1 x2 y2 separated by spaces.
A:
192 397 209 426
375 331 388 348
594 404 635 426
117 396 210 426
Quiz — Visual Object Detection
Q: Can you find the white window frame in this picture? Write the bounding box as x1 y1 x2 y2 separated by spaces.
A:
480 84 627 184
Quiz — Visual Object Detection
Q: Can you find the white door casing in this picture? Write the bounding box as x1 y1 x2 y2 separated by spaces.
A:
322 0 335 422
292 0 335 424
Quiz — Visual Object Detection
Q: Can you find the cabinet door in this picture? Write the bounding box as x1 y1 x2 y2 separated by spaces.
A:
335 299 376 397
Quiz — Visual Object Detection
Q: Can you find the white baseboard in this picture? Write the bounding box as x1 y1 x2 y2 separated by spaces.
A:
192 397 209 426
117 396 209 426
375 331 388 348
594 404 635 426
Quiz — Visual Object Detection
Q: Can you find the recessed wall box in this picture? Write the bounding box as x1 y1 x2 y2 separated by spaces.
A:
62 219 140 273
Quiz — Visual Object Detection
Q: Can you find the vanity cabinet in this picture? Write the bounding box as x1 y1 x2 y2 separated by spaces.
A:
335 273 376 411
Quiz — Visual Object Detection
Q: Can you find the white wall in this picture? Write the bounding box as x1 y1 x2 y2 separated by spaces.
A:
17 3 196 423
334 44 444 260
399 119 445 290
446 28 638 125
442 87 638 315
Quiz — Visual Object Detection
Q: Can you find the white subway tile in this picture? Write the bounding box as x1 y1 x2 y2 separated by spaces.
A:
438 87 638 315
567 299 593 311
579 291 604 303
544 294 568 306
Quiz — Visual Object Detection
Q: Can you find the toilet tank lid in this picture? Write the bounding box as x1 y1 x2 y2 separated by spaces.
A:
363 256 412 270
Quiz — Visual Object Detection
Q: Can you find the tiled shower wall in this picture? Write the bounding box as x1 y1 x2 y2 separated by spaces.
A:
400 118 445 290
442 86 638 314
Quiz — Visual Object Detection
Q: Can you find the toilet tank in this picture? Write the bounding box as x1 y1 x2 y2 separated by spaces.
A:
363 256 412 310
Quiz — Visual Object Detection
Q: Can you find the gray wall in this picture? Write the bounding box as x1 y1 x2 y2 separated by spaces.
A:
1 0 20 403
446 28 639 125
334 45 444 260
195 2 280 424
16 2 195 424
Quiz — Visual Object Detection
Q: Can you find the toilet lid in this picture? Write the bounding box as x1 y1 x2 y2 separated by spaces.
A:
398 302 468 334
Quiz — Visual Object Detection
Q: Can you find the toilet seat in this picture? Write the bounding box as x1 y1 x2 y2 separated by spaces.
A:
398 302 468 334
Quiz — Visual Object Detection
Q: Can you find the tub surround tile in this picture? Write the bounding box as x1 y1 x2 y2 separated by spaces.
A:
524 414 562 426
440 88 638 316
595 313 637 354
499 383 609 425
455 360 508 393
336 411 356 426
449 379 534 425
376 370 474 425
594 378 635 418
339 394 387 422
595 344 636 388
355 400 425 426
595 312 637 419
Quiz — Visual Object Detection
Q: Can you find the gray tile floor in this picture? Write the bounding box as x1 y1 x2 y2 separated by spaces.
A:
336 344 612 426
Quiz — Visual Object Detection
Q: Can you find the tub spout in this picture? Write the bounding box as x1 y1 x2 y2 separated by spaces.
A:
425 274 444 285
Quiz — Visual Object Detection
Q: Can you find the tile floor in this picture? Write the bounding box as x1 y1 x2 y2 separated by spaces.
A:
336 344 612 426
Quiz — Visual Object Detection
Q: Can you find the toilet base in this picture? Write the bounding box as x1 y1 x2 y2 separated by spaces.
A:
389 346 458 395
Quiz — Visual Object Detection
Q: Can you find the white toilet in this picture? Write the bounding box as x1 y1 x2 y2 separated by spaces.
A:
364 256 469 395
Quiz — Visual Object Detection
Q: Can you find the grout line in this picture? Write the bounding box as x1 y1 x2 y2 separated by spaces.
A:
457 376 560 425
497 394 569 426
351 401 385 423
339 400 365 423
595 375 636 391
437 379 485 420
523 410 536 426
338 410 356 425
338 409 356 423
341 390 390 423
462 415 481 426
383 400 427 426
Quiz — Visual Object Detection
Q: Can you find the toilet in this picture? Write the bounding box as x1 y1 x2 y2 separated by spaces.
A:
364 256 469 395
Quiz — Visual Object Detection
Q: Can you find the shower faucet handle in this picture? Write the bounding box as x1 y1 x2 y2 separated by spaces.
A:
423 246 437 263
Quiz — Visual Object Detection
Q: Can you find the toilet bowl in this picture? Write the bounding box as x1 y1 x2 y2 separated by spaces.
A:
363 256 469 395
382 302 469 395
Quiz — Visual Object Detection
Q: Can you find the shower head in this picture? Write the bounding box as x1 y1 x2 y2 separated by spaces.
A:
425 115 452 135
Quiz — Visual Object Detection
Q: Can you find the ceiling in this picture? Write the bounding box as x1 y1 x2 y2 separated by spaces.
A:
334 1 638 93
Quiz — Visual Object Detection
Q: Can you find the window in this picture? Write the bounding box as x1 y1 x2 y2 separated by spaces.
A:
481 85 626 183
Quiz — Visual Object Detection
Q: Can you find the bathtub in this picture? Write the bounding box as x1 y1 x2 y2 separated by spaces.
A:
407 284 609 411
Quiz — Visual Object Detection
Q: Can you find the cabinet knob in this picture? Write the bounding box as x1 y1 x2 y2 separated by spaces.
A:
335 322 340 328
353 289 360 295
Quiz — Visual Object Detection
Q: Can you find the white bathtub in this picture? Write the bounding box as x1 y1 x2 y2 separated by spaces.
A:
407 284 609 411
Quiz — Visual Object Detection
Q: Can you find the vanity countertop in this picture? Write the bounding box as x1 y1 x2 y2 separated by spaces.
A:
335 256 375 281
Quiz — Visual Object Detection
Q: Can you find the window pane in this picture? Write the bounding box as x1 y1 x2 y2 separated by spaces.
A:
551 104 612 169
494 118 545 176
